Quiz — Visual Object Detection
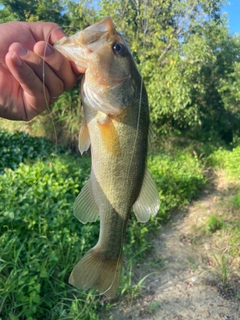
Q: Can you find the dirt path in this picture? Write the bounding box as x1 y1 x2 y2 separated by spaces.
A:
108 175 240 319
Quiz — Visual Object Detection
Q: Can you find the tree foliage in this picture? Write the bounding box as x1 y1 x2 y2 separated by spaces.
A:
0 0 67 23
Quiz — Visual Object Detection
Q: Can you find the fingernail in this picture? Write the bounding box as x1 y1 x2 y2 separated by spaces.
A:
44 44 54 56
11 51 22 67
16 45 28 57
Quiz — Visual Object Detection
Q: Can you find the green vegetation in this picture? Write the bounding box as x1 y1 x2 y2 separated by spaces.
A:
206 214 225 234
231 192 240 210
207 147 240 259
211 251 229 287
209 146 240 178
0 128 206 319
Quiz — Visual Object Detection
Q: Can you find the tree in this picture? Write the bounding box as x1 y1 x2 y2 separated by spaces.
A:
0 0 70 24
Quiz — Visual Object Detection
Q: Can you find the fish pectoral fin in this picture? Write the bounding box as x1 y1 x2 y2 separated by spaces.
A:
133 169 160 223
73 179 99 224
79 123 91 155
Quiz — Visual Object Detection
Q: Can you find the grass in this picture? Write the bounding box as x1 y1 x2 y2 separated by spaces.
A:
209 146 240 259
231 192 240 210
147 301 161 315
208 145 240 179
206 214 225 233
183 146 240 291
211 251 230 287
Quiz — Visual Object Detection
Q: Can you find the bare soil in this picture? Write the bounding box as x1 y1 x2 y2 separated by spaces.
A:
107 172 240 320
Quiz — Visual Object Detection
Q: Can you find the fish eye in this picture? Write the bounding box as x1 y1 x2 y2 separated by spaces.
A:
112 43 127 56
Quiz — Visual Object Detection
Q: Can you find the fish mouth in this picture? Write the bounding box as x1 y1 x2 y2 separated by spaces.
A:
54 17 116 71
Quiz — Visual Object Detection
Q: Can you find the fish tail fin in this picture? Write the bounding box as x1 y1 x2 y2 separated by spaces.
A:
69 247 122 298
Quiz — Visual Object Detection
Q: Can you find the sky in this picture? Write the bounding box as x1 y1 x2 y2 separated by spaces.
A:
222 0 240 34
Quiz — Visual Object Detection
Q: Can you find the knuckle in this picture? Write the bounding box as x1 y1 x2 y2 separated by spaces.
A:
25 69 38 85
51 78 64 96
64 75 77 90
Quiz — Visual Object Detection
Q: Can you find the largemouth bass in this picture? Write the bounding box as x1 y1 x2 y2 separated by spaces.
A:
54 17 160 297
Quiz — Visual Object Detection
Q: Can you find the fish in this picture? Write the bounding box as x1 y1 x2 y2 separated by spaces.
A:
54 17 160 298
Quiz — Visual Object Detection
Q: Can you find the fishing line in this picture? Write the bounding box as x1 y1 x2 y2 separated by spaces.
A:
112 0 150 299
86 4 149 299
99 7 148 298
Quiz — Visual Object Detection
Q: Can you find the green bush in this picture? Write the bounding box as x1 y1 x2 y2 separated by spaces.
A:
0 129 64 173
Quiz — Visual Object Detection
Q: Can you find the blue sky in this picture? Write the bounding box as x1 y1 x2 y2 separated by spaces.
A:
222 0 240 34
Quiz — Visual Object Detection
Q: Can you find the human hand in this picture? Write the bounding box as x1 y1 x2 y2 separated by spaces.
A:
0 21 84 121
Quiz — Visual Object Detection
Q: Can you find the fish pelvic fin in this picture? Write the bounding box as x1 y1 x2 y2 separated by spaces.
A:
69 247 123 298
79 123 91 155
133 169 160 222
74 179 99 224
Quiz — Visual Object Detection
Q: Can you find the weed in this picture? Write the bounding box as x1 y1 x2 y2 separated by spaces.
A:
149 256 167 271
206 214 225 233
209 145 240 179
187 256 199 271
148 301 161 315
231 192 240 210
211 251 230 287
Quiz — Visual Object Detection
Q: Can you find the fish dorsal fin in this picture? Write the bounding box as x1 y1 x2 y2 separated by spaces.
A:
79 123 91 155
73 180 99 224
148 123 156 147
133 169 160 223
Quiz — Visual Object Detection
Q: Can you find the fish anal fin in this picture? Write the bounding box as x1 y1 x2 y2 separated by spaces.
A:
133 169 160 222
69 247 122 298
79 123 91 155
73 179 99 224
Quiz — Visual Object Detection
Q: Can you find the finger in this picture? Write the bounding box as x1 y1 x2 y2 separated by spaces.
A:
5 48 49 118
8 42 65 99
27 22 67 44
34 41 78 90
